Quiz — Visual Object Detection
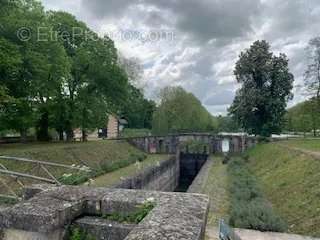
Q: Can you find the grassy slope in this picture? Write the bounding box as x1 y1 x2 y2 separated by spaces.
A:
88 154 169 187
0 140 147 195
0 140 143 168
247 142 320 237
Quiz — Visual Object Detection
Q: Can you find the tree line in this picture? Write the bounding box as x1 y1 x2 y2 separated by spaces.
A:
0 0 154 141
2 1 318 139
152 86 217 135
285 37 320 136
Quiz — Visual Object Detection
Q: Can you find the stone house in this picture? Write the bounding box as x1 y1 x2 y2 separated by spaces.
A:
106 115 128 139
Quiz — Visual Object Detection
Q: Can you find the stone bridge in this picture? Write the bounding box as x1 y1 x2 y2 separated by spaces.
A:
126 133 257 154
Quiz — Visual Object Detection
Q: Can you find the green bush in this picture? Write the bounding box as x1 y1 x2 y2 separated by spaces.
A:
68 227 96 240
103 201 155 224
59 152 147 186
120 129 151 138
0 196 19 205
257 136 271 143
180 140 209 153
58 172 91 185
228 157 287 232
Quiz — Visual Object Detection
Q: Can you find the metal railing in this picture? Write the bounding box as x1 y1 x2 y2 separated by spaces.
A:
219 220 242 240
0 156 89 201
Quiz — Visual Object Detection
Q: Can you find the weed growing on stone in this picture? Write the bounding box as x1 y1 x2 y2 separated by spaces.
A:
68 227 96 240
0 196 18 206
58 152 147 185
103 200 155 224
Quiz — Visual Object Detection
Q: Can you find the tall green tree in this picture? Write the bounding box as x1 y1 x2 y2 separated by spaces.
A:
216 115 240 133
0 0 69 140
121 85 156 129
229 40 294 136
305 37 320 116
305 38 320 98
285 98 319 136
152 87 216 134
118 56 155 129
48 11 128 141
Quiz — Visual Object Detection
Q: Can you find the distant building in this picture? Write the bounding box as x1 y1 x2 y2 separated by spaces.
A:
99 115 128 139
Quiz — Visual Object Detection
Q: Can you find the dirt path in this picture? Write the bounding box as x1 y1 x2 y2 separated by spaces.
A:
280 144 320 159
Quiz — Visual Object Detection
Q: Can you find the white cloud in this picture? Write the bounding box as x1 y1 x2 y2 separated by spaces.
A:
40 0 320 115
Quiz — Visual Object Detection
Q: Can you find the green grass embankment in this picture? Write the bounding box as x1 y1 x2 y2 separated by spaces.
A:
247 142 320 237
280 139 320 152
0 140 148 194
88 154 169 187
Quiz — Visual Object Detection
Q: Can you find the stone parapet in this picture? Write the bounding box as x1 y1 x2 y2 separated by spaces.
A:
0 186 209 240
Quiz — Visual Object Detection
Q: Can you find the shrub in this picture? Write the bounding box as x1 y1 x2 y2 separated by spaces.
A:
222 154 230 164
103 200 155 224
228 157 287 232
59 152 147 185
68 227 95 240
0 196 18 205
180 140 209 153
58 172 91 185
257 136 271 143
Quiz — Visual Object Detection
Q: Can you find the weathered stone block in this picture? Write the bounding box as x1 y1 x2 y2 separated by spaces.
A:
74 216 136 240
0 187 209 240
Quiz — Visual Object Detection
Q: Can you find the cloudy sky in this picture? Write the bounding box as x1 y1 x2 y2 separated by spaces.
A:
41 0 319 115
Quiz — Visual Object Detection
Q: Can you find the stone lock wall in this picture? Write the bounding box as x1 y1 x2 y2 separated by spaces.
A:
113 154 180 192
179 153 208 189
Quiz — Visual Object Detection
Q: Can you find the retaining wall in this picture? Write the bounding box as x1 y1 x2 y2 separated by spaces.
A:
113 154 180 192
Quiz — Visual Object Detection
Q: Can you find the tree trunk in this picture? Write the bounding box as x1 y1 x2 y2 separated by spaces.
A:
58 129 64 141
20 129 27 143
82 129 87 142
37 110 50 141
81 108 88 142
66 120 74 141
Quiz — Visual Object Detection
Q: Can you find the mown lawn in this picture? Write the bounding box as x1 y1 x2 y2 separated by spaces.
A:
246 143 320 237
281 138 320 152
